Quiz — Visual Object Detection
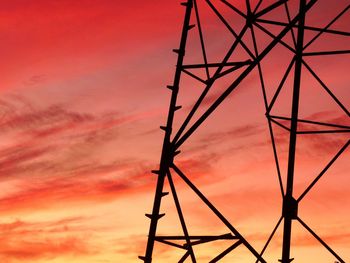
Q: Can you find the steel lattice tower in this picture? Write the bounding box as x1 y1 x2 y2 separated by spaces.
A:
140 0 349 262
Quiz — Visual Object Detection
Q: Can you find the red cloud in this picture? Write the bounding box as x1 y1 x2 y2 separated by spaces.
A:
0 166 153 215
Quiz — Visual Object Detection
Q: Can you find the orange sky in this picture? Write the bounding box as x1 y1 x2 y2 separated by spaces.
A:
0 0 349 262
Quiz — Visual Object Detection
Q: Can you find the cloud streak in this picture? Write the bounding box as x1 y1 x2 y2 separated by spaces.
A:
0 96 159 216
0 217 97 262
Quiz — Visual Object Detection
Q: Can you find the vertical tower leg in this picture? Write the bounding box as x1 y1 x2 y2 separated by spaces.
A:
280 0 306 262
140 1 194 262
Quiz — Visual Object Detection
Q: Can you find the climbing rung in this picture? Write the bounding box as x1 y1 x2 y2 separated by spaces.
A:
158 213 165 219
173 150 181 156
151 170 160 175
174 105 182 111
173 49 185 56
145 214 152 219
145 213 165 220
187 24 195 30
138 256 146 261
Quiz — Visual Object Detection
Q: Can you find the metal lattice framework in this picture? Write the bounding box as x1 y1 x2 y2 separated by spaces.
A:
140 0 350 262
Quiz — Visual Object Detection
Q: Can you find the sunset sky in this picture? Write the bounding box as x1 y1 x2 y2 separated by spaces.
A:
0 0 349 262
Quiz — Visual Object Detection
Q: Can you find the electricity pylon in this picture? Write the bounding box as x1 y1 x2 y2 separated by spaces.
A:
140 0 349 262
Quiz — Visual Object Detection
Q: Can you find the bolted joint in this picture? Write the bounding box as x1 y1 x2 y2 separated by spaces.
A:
282 196 298 219
167 144 181 164
246 12 256 28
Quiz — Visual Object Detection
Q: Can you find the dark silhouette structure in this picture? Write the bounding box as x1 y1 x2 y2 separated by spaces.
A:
140 0 349 262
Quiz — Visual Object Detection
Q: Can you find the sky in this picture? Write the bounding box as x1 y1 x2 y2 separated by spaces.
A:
0 0 349 262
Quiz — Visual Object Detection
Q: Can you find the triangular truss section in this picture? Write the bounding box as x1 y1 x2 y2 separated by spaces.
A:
140 0 349 262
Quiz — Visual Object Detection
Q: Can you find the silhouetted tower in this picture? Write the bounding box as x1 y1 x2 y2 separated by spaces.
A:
140 0 349 262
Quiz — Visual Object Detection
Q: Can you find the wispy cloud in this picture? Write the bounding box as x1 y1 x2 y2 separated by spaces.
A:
0 95 152 173
293 231 350 247
182 122 265 156
0 96 158 214
0 217 97 262
0 162 154 215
